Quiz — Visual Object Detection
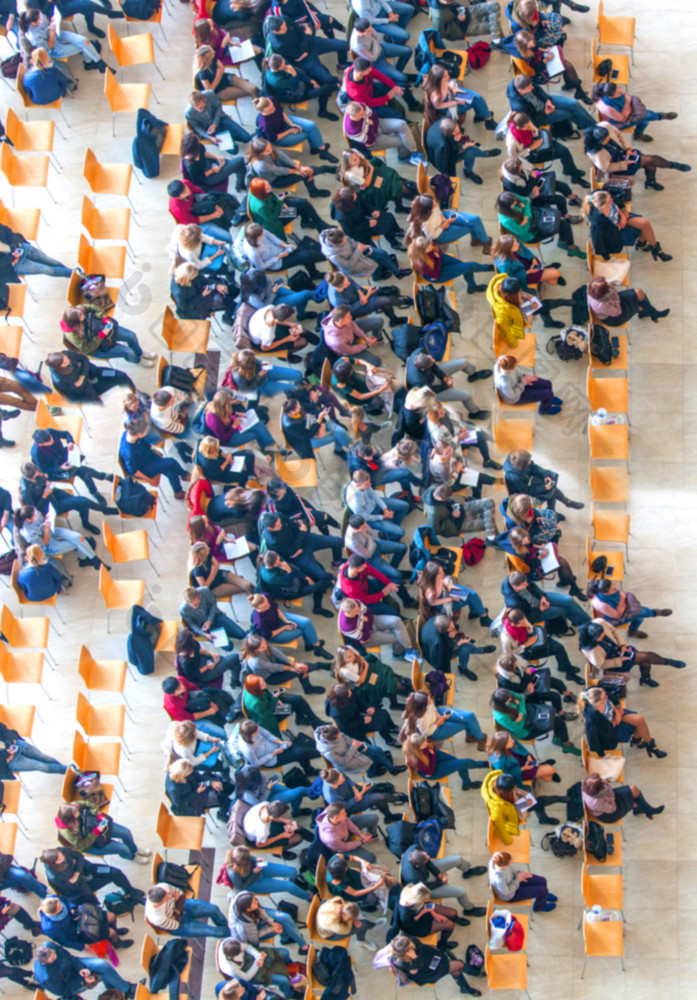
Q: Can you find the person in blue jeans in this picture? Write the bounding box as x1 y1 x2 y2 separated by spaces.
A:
34 943 136 998
405 734 488 790
409 235 494 294
147 883 228 938
3 862 48 898
5 738 66 775
230 891 309 951
119 420 187 497
224 846 313 900
55 802 150 862
403 690 485 743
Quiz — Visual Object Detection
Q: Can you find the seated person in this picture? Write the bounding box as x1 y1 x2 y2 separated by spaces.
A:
582 773 664 823
119 417 188 499
488 851 556 912
145 882 228 938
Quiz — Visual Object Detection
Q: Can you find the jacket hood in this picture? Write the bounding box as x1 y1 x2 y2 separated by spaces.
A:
481 768 503 805
486 272 508 309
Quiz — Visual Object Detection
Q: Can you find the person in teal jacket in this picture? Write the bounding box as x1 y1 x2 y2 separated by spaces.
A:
242 675 322 739
495 192 585 258
485 730 566 823
490 688 579 753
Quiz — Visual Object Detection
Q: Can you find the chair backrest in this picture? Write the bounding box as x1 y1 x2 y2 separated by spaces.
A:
0 141 13 180
83 148 99 190
104 69 119 108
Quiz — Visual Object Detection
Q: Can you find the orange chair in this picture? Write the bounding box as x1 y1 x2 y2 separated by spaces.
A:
592 508 630 557
98 566 146 632
4 106 59 171
597 0 635 64
582 918 624 978
160 306 210 360
274 452 318 490
307 895 351 948
581 866 624 919
104 70 150 136
111 475 161 537
160 124 184 157
108 23 164 80
67 269 118 312
0 644 48 703
486 900 530 943
589 466 629 504
588 421 629 464
487 818 531 867
35 396 83 444
78 645 131 711
83 147 134 208
485 946 530 997
585 535 624 585
72 729 125 793
119 0 167 45
0 780 27 833
102 521 158 575
586 370 628 416
0 324 23 359
76 690 129 755
591 36 629 86
0 704 36 738
77 232 126 281
1 604 53 666
492 412 534 454
5 285 32 338
62 767 114 812
81 195 133 256
155 801 204 858
0 141 54 207
0 823 18 857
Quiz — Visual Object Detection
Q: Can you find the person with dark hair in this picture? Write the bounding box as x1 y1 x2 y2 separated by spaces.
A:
119 418 188 499
420 613 496 682
263 477 339 536
161 676 228 739
507 73 595 132
264 14 347 86
180 132 246 193
326 682 398 746
239 634 326 694
496 189 584 258
45 351 135 403
592 80 676 143
316 802 378 862
179 585 245 647
281 396 350 460
583 121 690 191
175 627 241 687
185 88 251 153
33 943 137 998
578 618 684 689
145 882 228 938
258 510 340 580
40 847 143 906
401 845 487 915
424 117 499 185
503 449 583 510
29 432 116 508
502 570 590 628
388 934 482 995
263 53 340 121
167 178 237 241
337 553 415 614
490 688 579 754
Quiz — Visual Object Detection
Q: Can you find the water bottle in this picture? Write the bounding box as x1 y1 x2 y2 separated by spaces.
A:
586 905 602 922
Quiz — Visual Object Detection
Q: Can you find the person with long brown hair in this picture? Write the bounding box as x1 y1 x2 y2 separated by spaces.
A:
406 193 491 253
401 689 486 746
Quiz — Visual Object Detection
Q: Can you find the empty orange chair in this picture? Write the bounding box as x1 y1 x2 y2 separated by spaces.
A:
597 0 635 62
77 233 126 281
582 919 624 978
589 466 629 504
108 23 164 79
81 195 133 256
102 521 158 575
155 802 204 857
35 397 83 444
104 70 150 137
83 148 134 207
98 566 146 632
72 730 124 792
78 645 129 702
0 141 54 207
588 421 629 463
0 644 48 703
160 306 210 359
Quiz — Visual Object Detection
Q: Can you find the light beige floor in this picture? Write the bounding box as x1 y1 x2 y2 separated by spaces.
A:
0 0 693 996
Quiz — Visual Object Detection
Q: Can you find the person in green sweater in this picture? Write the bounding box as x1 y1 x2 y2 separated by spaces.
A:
490 688 580 754
495 192 585 259
242 675 323 739
247 178 330 241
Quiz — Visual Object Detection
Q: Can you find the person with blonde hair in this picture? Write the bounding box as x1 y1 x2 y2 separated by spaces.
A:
193 44 258 103
170 262 237 324
494 354 561 414
165 758 230 817
167 223 228 275
395 882 463 943
316 897 385 951
583 188 671 261
188 540 253 598
23 46 72 104
226 349 303 398
194 436 255 486
16 543 64 602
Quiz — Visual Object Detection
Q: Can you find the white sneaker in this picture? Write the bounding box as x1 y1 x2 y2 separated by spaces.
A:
139 358 155 367
359 939 377 952
142 351 157 359
136 847 152 857
133 854 150 865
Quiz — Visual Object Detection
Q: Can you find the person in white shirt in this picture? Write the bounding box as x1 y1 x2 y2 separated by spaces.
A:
150 387 193 437
242 801 305 852
145 883 228 938
167 224 228 273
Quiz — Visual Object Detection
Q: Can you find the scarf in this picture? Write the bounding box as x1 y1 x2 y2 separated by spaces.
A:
508 121 537 148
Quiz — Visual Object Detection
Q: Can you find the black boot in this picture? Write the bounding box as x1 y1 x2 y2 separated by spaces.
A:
313 146 339 164
633 791 665 818
306 181 330 199
456 974 482 997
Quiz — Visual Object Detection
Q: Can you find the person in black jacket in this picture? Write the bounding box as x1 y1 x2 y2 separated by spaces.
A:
578 685 665 757
406 349 491 414
503 449 584 510
257 551 333 616
170 263 237 323
280 397 350 460
165 759 231 819
502 571 590 628
325 683 399 746
583 189 671 262
40 847 143 906
20 461 118 534
258 512 337 580
263 54 339 121
506 75 595 132
330 185 404 250
420 614 495 682
44 351 134 403
263 15 347 87
30 428 115 500
424 118 499 185
264 477 340 536
389 935 481 995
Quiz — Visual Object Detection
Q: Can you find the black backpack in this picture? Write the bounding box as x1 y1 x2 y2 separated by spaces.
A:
385 322 422 362
584 820 608 862
115 476 156 517
415 283 461 333
3 936 32 966
410 780 456 829
566 781 584 821
155 861 194 893
162 364 197 392
590 323 614 365
571 284 590 325
384 819 415 858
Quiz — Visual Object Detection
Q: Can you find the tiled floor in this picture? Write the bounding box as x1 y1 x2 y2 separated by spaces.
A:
0 0 692 995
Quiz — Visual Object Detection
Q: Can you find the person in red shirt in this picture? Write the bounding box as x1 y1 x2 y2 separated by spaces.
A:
343 59 409 118
161 676 227 739
338 554 417 611
167 179 236 243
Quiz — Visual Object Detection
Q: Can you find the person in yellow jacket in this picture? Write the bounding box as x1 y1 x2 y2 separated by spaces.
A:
485 273 528 349
481 769 528 845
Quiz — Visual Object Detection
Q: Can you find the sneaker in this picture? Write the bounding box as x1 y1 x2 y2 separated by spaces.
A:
136 847 152 857
463 906 487 917
133 854 150 865
359 938 377 952
462 865 488 879
537 901 557 912
409 152 427 166
402 647 421 662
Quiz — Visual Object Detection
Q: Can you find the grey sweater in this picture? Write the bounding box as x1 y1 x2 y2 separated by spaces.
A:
185 91 225 138
488 857 523 900
179 587 219 634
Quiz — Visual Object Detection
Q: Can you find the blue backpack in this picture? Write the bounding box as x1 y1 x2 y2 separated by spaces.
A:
415 817 444 857
420 321 448 362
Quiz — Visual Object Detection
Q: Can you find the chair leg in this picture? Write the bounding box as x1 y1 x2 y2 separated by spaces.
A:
54 604 65 626
581 957 587 979
23 280 38 303
147 557 160 577
150 85 160 104
154 62 165 81
17 774 32 799
40 680 52 701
